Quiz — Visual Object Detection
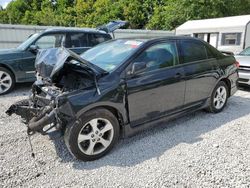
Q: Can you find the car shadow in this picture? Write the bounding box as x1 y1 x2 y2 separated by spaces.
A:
238 85 250 92
50 94 250 169
0 83 33 99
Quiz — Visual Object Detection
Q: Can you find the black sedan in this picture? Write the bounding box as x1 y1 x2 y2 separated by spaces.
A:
7 37 238 161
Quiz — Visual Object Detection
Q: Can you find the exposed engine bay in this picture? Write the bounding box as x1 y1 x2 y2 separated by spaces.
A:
6 48 104 135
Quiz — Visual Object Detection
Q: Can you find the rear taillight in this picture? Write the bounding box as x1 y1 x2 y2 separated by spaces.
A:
235 61 240 68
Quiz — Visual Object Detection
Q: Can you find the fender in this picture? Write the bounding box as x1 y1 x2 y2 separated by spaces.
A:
75 101 129 125
0 62 16 79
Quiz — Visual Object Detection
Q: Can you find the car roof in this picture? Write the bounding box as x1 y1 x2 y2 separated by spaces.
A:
43 27 108 35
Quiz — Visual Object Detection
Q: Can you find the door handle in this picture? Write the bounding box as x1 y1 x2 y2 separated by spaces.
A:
174 72 182 79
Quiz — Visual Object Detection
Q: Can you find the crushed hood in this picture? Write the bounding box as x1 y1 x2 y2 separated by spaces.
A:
35 47 106 81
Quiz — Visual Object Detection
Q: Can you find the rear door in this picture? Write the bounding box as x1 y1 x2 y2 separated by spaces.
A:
65 32 91 54
126 41 186 127
178 39 218 106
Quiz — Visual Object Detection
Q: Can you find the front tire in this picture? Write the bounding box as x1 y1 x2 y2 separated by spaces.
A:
0 67 15 95
207 81 229 113
64 108 120 161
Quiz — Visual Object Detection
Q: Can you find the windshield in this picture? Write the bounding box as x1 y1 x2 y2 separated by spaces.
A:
239 47 250 56
17 33 39 50
81 39 144 72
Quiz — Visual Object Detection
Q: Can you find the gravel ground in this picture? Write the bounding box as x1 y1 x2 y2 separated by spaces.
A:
0 84 250 188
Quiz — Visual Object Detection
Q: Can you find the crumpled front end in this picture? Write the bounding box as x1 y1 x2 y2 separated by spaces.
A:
6 82 75 135
6 48 100 135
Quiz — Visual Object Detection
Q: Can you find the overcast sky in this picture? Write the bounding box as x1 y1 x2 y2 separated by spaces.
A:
0 0 12 8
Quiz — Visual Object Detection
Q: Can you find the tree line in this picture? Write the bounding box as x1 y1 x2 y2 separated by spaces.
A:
0 0 250 30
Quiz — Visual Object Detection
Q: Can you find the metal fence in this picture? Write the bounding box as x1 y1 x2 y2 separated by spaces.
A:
0 24 174 49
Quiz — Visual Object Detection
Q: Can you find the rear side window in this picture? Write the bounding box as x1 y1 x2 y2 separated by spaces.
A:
65 33 88 48
179 40 208 63
89 34 111 47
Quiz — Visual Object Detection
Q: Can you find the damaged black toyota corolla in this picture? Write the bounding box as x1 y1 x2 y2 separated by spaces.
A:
6 37 238 161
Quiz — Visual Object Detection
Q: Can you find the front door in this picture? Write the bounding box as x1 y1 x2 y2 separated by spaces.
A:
126 41 186 127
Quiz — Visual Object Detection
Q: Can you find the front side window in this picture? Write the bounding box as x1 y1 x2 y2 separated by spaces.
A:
89 34 111 47
221 33 241 46
17 33 39 50
132 41 178 73
35 34 64 49
179 40 207 63
65 33 88 48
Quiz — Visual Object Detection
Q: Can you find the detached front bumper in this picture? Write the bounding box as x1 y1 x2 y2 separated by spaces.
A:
6 98 58 135
6 85 75 135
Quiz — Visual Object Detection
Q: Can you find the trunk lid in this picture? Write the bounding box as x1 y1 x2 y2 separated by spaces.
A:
97 20 128 33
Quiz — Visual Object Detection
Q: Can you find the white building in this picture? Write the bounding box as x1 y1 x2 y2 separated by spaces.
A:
175 15 250 54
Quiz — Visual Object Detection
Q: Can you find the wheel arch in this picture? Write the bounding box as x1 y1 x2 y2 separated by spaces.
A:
76 104 127 135
0 63 16 81
219 77 231 96
208 77 232 102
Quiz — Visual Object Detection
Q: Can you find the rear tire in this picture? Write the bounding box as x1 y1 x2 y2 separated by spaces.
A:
0 67 15 95
64 108 120 161
207 81 229 113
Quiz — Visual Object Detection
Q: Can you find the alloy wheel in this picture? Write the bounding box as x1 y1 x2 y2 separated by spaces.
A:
0 70 12 94
213 86 227 110
77 118 114 155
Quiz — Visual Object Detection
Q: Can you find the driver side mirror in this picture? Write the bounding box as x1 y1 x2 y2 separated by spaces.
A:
29 45 38 53
128 62 147 76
